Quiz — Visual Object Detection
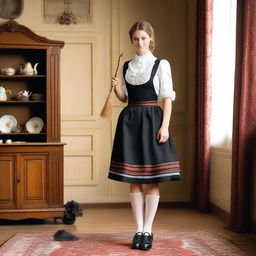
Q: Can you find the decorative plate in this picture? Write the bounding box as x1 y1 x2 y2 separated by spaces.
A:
0 115 17 133
26 117 44 134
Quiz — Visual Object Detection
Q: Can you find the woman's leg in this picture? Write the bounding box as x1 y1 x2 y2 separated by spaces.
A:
130 184 144 233
146 183 160 195
143 183 160 234
139 183 160 250
130 184 143 193
130 184 144 249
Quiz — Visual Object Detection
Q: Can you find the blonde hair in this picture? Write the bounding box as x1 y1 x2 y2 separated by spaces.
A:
129 21 155 51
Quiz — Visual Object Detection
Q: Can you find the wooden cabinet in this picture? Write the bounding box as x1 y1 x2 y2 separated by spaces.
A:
0 144 64 220
0 20 65 220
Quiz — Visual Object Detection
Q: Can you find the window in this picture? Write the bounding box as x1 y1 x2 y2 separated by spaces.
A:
210 0 237 149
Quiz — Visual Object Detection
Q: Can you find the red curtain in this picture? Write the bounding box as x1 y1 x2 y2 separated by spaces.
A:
230 0 256 232
195 0 213 211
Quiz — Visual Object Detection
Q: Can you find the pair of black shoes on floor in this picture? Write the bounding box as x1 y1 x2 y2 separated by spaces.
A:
132 232 153 250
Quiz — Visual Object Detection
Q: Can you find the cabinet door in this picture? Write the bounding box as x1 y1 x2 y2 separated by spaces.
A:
0 155 16 209
17 154 48 209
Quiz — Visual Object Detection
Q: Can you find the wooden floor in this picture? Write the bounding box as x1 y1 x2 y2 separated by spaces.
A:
0 206 255 255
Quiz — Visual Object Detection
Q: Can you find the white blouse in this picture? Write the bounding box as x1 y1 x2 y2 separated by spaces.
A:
119 51 176 101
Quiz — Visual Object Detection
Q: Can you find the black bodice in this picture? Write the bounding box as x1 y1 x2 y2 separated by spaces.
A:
123 59 160 103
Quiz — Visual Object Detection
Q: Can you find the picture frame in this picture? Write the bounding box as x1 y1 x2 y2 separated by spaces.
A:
44 0 91 24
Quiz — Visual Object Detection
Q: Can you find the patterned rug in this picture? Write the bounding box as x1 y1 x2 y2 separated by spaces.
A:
0 231 247 256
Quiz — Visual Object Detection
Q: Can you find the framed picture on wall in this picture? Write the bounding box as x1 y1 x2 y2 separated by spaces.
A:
44 0 91 25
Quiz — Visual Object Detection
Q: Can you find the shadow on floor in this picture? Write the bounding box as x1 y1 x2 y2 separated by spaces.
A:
0 218 64 225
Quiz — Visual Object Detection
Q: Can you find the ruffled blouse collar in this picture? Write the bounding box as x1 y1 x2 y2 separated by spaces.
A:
125 51 157 85
133 51 155 65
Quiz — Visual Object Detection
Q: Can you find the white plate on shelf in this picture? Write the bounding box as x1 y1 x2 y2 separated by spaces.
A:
0 115 17 133
26 117 44 134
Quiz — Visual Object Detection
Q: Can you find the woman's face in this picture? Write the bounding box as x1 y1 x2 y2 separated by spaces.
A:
131 30 151 56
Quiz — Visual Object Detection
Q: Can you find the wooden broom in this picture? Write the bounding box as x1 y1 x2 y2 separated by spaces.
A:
100 53 124 118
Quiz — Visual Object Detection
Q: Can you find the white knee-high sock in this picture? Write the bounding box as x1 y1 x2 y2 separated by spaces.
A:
143 194 160 234
130 192 144 233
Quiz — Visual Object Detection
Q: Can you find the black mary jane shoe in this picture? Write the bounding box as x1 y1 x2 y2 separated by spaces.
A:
131 232 143 249
140 232 153 250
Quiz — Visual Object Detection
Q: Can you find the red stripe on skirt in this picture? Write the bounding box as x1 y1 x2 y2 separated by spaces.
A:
110 167 180 176
111 160 179 168
111 161 180 171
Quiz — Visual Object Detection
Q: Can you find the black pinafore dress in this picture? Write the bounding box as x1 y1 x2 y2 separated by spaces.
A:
108 59 181 184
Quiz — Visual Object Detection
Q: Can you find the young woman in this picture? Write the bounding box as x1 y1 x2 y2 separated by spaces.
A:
108 21 181 250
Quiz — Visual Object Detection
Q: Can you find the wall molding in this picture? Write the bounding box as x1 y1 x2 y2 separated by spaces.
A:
62 128 99 186
61 40 97 121
211 146 232 159
37 32 99 121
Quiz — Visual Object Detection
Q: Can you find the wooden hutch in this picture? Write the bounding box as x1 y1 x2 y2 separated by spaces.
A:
0 20 65 220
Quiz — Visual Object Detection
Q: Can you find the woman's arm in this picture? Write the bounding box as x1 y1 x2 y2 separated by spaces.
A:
111 77 127 103
157 97 172 143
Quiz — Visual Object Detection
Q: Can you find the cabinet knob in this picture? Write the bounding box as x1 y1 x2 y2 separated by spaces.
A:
17 178 20 183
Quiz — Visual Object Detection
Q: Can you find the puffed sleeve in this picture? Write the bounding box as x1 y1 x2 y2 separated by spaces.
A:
158 59 176 101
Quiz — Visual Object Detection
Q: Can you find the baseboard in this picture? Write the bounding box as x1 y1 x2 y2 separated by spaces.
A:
80 203 130 209
209 202 230 222
159 202 193 208
79 202 193 209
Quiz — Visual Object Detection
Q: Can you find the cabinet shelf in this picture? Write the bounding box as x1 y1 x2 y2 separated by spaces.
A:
0 75 46 78
0 132 46 135
0 101 46 103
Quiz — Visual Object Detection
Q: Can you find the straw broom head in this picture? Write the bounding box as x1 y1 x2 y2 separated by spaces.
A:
100 53 124 118
100 91 113 118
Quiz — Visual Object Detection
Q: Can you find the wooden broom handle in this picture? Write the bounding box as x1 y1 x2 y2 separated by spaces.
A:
114 53 123 77
109 53 123 94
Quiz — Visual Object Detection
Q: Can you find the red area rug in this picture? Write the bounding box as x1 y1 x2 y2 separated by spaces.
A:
0 231 246 256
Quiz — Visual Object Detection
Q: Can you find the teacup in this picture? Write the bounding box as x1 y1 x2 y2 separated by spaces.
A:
2 68 15 76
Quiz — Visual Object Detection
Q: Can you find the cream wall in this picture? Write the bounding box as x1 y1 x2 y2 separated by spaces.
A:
1 0 197 204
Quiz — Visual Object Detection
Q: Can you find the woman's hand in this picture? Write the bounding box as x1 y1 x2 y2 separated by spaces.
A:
157 98 172 143
111 77 118 88
111 76 127 103
157 126 169 143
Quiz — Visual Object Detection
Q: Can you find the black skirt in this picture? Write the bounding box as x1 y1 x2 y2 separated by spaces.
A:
108 103 181 184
